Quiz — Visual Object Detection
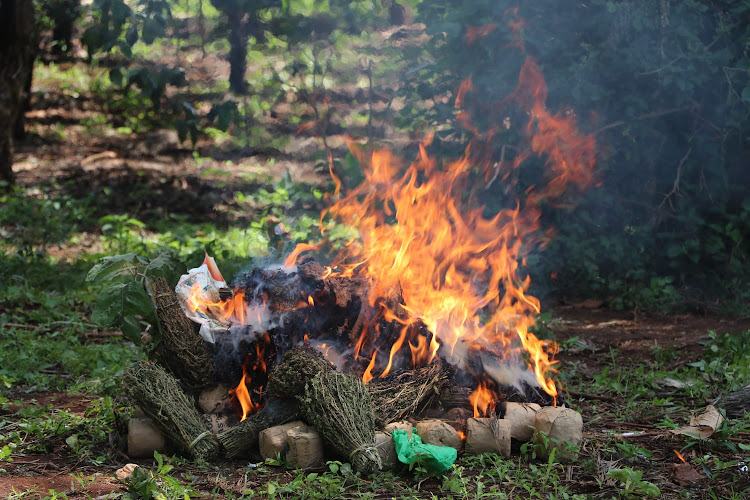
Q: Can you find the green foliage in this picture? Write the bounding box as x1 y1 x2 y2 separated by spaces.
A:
120 451 197 499
0 187 94 256
86 252 181 344
606 467 660 498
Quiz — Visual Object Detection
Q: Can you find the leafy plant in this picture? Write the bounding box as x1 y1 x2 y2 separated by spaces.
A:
121 451 197 499
606 467 660 498
86 252 181 344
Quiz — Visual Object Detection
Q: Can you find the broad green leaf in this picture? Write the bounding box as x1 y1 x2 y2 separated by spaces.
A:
91 281 154 327
86 254 137 283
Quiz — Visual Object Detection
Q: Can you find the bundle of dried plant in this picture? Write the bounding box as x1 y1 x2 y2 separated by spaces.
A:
302 371 381 474
368 361 448 426
149 276 214 391
123 361 220 461
266 346 334 399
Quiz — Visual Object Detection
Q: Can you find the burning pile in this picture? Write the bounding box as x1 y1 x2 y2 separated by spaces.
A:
123 20 596 470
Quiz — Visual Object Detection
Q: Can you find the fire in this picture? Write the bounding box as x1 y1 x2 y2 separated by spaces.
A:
228 342 267 421
183 13 597 412
187 282 247 325
228 362 254 422
469 382 495 418
286 18 596 403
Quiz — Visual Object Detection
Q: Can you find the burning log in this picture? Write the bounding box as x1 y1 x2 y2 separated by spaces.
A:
217 397 301 459
301 371 382 474
367 362 448 426
149 276 215 391
122 361 220 461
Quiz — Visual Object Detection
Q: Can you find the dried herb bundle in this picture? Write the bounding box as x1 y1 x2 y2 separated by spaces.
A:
302 371 381 474
216 397 301 459
123 361 220 460
266 346 334 399
368 362 448 426
149 276 214 391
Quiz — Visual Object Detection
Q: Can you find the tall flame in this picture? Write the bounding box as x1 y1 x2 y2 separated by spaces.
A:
289 50 596 402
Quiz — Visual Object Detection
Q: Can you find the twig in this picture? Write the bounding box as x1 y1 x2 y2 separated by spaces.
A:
657 147 692 211
485 144 519 189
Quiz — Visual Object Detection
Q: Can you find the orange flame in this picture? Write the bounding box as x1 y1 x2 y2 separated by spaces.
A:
362 351 377 385
228 343 267 421
465 23 496 46
187 282 247 325
469 382 495 418
287 25 596 399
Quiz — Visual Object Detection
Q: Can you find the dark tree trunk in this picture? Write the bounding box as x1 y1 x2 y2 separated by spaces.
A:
0 0 36 185
49 0 80 57
13 53 35 141
227 14 248 94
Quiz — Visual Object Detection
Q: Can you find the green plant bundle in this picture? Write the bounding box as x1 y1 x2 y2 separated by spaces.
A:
266 346 335 399
302 371 381 475
122 361 220 461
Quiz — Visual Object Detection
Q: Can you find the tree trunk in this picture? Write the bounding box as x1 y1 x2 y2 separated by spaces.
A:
14 52 35 141
49 0 80 57
0 0 36 185
227 14 248 94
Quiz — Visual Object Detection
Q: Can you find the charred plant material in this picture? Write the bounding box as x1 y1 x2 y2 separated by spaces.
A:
217 397 301 459
122 361 220 461
302 371 381 474
149 276 215 391
439 380 558 410
266 346 334 399
368 362 448 426
232 259 369 354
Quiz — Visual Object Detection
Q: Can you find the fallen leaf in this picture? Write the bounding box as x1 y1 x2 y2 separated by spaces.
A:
671 405 724 440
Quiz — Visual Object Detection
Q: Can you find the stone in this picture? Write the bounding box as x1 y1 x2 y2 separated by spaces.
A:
286 428 325 468
503 402 541 442
258 421 308 461
465 418 511 456
127 418 166 458
415 419 462 450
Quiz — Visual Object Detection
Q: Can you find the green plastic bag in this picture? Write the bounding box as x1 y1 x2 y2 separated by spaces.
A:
391 428 457 474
